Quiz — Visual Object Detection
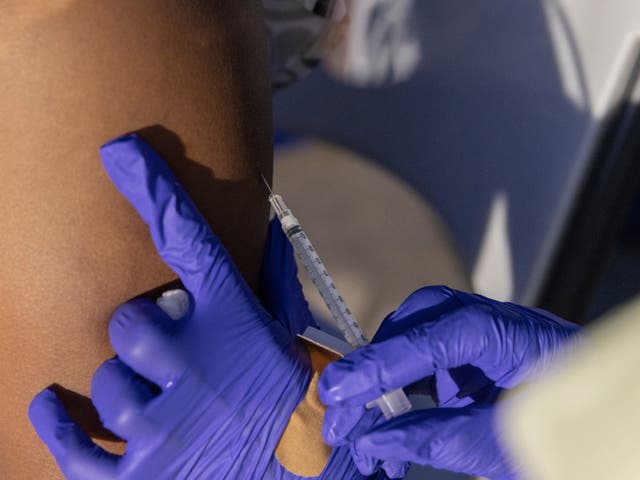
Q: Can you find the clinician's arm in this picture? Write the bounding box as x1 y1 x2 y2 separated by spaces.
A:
1 2 271 478
319 286 581 479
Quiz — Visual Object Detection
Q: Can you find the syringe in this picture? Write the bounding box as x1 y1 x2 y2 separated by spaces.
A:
262 176 412 419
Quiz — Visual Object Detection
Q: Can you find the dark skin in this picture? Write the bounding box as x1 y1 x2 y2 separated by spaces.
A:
1 1 272 478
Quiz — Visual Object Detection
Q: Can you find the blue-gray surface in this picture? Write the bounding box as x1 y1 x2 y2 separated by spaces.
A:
404 465 468 480
587 233 640 322
274 0 592 304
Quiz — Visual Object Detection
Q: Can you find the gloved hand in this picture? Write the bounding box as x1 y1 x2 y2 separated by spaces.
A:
28 134 383 480
319 286 581 479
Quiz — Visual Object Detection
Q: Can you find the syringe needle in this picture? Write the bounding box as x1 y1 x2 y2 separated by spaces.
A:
260 173 273 195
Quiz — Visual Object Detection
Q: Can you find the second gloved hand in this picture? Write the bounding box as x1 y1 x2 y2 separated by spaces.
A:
319 286 580 479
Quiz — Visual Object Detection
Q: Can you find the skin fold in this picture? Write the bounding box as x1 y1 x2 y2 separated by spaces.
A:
0 1 272 478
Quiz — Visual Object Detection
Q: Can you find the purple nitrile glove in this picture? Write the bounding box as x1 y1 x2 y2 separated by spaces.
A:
28 134 384 480
319 286 581 479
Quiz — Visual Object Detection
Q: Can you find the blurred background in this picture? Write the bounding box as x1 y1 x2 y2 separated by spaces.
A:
270 1 640 478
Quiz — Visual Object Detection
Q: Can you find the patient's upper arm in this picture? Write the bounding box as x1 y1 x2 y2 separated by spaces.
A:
0 1 272 478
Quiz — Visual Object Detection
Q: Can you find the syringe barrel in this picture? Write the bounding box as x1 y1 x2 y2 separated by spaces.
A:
268 192 412 419
288 231 369 348
268 194 368 347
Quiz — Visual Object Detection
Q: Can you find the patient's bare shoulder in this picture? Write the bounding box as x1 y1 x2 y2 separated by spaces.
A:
1 1 271 478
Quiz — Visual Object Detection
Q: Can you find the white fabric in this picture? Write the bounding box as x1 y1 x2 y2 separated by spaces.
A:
500 296 640 479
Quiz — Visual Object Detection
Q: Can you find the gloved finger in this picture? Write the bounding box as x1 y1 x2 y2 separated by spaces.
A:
91 358 159 440
354 406 513 478
373 285 462 342
109 298 187 389
350 443 409 478
100 134 245 301
319 303 496 407
381 459 410 479
319 331 423 407
28 388 119 480
350 442 380 477
323 404 376 446
258 218 314 336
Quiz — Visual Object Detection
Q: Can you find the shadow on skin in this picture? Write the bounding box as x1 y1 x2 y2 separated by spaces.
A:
137 124 267 263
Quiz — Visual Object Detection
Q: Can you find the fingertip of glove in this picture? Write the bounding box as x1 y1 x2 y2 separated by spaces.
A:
99 134 148 186
322 422 338 445
351 441 379 476
321 409 349 446
382 460 410 479
108 298 163 350
109 297 154 327
28 387 63 439
317 368 342 405
100 132 140 152
319 361 375 408
28 386 54 416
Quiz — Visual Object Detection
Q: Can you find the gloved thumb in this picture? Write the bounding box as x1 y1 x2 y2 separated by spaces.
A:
258 218 314 336
352 405 518 480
